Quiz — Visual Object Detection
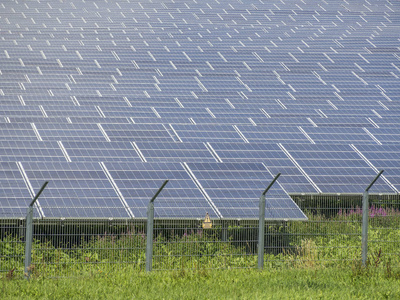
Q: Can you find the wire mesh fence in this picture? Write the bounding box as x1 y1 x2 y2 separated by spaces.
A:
369 195 400 265
284 194 400 268
29 219 147 277
152 219 258 270
271 194 365 268
1 194 400 278
0 217 26 277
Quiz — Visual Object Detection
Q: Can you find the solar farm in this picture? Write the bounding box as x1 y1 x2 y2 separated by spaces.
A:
0 0 400 277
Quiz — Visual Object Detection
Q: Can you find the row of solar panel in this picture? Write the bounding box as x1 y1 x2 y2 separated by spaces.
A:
1 160 308 220
0 106 398 118
0 122 399 144
1 28 395 43
2 12 394 27
3 94 399 106
0 141 397 194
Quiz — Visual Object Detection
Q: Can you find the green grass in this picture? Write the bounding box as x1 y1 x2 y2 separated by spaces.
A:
1 265 400 299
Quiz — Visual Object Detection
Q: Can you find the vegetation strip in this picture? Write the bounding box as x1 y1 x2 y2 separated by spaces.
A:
1 266 400 299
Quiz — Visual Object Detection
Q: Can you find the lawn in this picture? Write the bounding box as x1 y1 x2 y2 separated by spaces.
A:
2 265 400 299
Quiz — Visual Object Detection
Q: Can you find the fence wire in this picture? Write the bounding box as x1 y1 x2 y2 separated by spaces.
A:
1 194 399 277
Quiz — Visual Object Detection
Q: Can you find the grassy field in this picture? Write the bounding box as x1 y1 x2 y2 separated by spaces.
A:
1 264 400 299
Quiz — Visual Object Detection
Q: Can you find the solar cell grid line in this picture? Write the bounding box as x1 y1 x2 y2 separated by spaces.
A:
99 107 159 118
319 108 386 117
376 109 400 119
263 106 320 118
369 117 400 129
190 117 254 126
154 108 215 119
250 117 314 127
131 117 194 125
0 106 44 117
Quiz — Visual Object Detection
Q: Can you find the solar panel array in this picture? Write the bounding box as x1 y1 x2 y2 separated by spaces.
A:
0 0 399 219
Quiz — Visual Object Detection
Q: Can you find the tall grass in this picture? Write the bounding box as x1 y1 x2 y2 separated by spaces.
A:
1 265 400 299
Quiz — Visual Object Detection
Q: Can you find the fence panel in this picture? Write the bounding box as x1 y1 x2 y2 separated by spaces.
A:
369 195 400 266
0 218 26 278
30 219 147 277
152 219 258 270
264 194 364 268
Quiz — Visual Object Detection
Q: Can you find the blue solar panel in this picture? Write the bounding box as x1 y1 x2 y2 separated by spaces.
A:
0 0 399 219
104 162 221 219
0 141 66 162
136 142 216 162
22 162 131 218
62 141 143 162
210 143 319 194
282 144 395 194
186 162 306 219
352 145 400 193
0 162 40 218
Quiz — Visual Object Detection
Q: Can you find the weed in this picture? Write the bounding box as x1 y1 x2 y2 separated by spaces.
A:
5 267 15 280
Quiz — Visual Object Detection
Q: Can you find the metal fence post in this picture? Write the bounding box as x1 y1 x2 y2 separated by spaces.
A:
24 181 48 280
258 173 281 270
362 170 384 266
222 220 228 242
146 180 168 272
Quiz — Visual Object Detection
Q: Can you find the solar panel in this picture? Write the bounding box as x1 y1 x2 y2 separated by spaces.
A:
0 0 399 219
62 141 142 162
104 162 221 218
352 145 400 193
282 144 395 194
136 142 216 162
0 141 66 162
186 162 306 219
22 162 131 218
0 162 39 218
210 143 319 194
101 124 175 142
